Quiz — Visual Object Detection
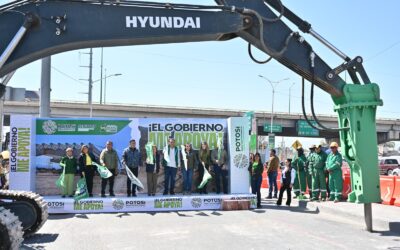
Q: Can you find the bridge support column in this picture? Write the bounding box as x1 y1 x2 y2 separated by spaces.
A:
39 57 51 117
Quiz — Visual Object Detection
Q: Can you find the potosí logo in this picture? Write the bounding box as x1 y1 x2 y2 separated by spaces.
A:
234 126 244 152
203 198 222 206
191 198 202 208
48 201 65 209
42 120 57 135
112 199 125 210
233 154 248 169
74 200 104 211
154 198 183 209
126 200 146 208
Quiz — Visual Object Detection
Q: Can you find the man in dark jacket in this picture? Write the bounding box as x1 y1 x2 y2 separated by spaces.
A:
122 139 142 197
100 141 119 197
211 144 228 194
180 143 198 195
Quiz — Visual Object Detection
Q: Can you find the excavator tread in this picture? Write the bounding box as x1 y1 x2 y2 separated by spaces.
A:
0 207 24 250
0 190 48 237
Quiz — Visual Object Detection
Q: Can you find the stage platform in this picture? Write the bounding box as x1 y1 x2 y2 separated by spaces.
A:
45 193 257 214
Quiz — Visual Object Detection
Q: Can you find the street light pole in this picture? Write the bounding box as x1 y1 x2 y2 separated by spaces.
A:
258 75 289 133
100 47 103 104
93 69 121 105
289 82 295 114
88 48 93 118
104 68 107 104
271 85 275 134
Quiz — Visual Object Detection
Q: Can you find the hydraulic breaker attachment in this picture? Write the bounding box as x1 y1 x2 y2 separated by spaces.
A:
334 83 382 204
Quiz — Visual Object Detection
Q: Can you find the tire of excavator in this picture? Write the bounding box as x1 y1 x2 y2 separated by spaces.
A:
0 206 24 250
0 190 48 237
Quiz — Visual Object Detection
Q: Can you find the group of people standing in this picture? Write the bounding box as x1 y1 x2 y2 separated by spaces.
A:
162 138 228 195
58 138 229 197
294 142 343 202
249 141 343 208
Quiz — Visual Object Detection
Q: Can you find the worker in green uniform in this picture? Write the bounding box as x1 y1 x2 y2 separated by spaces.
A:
306 145 316 199
292 146 307 198
311 144 328 201
326 142 343 202
60 148 78 197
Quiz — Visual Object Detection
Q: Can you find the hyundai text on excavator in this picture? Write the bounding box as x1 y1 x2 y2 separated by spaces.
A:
0 0 382 248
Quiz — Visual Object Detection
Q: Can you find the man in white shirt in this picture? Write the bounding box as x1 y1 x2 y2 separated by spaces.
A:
162 138 181 195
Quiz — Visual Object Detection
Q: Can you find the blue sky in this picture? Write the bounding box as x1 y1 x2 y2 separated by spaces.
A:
2 0 400 120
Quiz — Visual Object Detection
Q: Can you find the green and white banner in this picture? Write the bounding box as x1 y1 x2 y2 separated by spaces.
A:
9 115 252 195
227 117 250 193
47 194 257 213
9 115 36 191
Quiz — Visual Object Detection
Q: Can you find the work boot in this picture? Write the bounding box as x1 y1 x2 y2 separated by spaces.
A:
273 194 278 199
101 194 106 198
266 194 272 199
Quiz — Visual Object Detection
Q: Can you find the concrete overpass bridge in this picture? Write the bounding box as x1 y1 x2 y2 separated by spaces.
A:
2 100 400 143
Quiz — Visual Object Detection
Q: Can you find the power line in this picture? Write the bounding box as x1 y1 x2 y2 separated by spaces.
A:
51 66 86 85
365 40 400 62
134 51 282 68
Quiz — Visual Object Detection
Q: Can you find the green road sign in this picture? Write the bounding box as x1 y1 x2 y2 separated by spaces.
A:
250 134 257 152
296 120 319 137
268 133 275 149
263 124 282 133
244 111 255 133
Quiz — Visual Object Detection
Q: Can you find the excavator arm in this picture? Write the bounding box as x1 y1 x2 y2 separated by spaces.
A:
1 0 347 97
0 0 382 232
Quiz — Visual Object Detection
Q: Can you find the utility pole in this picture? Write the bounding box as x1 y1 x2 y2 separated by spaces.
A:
289 82 295 114
79 49 94 117
100 47 103 104
104 68 107 104
88 48 93 117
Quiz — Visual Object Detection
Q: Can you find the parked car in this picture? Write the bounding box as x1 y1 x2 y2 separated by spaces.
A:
379 157 400 175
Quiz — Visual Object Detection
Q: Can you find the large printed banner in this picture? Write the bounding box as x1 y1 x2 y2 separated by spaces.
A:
9 115 36 191
10 116 250 196
228 117 250 193
47 194 257 214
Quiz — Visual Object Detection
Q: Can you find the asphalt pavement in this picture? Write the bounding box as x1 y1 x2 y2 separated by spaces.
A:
22 189 400 250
